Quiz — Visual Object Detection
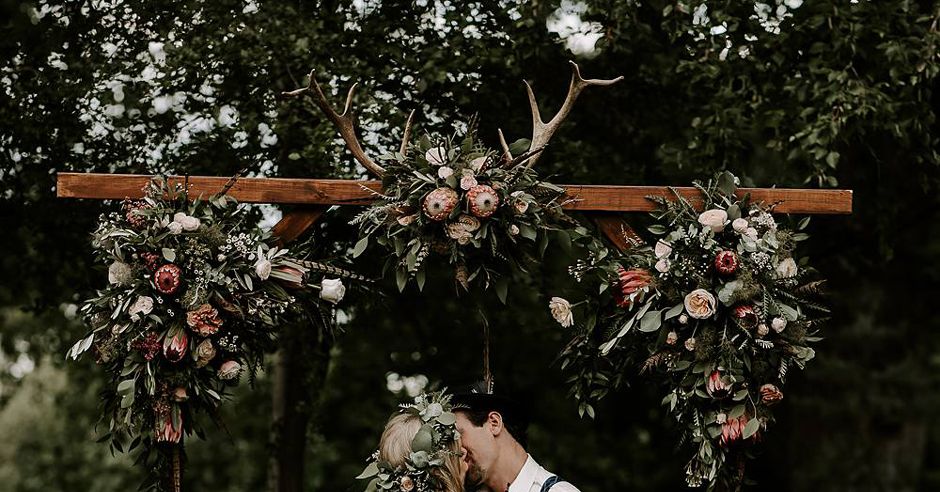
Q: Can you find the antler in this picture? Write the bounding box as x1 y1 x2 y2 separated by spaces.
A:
499 61 623 167
283 70 404 178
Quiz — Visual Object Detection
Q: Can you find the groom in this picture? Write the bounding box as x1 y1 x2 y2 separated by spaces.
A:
452 385 580 492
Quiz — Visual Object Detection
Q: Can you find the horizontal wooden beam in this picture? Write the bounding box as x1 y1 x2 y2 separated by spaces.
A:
56 173 853 214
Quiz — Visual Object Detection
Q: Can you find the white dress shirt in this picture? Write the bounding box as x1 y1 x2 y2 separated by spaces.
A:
506 455 580 492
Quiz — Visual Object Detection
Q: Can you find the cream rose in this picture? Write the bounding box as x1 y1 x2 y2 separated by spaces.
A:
771 317 787 333
549 297 574 327
128 295 154 320
437 166 454 180
732 218 749 233
460 175 478 191
194 339 216 368
684 289 717 319
173 212 201 231
397 214 417 226
469 156 487 172
655 258 671 273
167 221 183 234
698 209 729 233
319 278 346 304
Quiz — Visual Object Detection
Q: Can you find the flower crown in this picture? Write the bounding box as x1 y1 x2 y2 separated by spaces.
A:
357 391 462 492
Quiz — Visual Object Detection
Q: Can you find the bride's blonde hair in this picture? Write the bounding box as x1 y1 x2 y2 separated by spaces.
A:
378 412 464 492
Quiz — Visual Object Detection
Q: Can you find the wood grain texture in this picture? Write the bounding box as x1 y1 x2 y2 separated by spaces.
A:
272 207 328 246
57 173 853 214
592 214 644 252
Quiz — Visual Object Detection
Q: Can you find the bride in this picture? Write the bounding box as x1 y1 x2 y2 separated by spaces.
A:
358 391 468 492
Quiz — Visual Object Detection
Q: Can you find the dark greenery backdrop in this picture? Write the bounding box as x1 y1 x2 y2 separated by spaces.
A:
1 0 939 491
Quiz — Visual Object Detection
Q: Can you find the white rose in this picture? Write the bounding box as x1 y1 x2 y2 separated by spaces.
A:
678 314 689 325
255 258 272 280
509 224 520 236
319 278 346 305
108 261 133 285
549 297 574 328
744 227 759 240
128 296 154 320
513 200 529 214
167 221 184 234
684 337 697 351
460 175 478 191
771 317 787 333
732 218 749 233
469 156 487 172
684 289 717 319
173 212 201 231
425 147 447 166
438 166 454 179
698 209 729 233
775 258 798 278
654 240 673 258
655 258 671 273
218 360 242 380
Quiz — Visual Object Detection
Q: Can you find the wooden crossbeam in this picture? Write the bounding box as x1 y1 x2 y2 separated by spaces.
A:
56 173 853 214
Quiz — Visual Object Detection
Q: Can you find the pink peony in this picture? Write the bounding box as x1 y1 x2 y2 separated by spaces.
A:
186 304 223 336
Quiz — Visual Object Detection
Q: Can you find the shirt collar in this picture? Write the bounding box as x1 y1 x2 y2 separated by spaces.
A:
507 455 539 492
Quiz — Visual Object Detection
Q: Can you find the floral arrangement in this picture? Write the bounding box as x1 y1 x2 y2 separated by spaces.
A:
554 172 828 489
351 129 572 297
68 177 355 490
357 391 461 492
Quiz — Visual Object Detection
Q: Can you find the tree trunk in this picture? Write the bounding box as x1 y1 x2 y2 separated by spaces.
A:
268 320 333 492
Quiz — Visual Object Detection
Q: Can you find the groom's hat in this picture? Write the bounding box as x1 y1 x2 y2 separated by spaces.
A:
451 381 530 447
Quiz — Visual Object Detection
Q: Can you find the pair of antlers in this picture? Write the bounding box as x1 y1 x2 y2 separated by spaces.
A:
281 61 623 178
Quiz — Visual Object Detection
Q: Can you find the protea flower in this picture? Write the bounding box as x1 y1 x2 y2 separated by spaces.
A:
155 412 183 443
720 415 746 447
466 184 500 218
613 267 653 308
714 250 739 275
154 263 182 295
163 330 189 363
732 304 758 328
422 187 459 221
706 370 731 398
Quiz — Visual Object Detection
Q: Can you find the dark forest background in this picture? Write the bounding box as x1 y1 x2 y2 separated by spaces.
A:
1 1 939 490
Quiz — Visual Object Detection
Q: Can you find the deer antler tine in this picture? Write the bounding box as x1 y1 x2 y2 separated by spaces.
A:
497 128 513 162
281 69 385 178
400 109 415 156
521 61 623 168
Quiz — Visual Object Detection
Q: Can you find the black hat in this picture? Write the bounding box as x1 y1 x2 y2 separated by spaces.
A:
451 381 530 436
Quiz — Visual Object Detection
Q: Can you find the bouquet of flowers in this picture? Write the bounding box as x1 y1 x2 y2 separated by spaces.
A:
555 172 829 489
69 176 356 490
351 128 572 298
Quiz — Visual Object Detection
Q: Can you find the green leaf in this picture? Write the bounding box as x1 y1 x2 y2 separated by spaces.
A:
638 309 663 332
729 404 746 419
396 269 407 292
717 171 737 196
356 462 379 480
162 248 176 262
117 379 135 395
743 418 761 439
411 425 435 453
438 412 456 426
352 236 369 258
647 224 667 235
664 303 684 320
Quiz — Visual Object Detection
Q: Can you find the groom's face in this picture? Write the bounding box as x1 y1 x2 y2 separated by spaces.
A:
454 411 499 488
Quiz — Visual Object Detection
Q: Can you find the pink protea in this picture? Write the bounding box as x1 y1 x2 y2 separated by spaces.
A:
422 187 459 221
154 264 182 295
466 184 500 218
706 370 731 398
714 250 739 275
155 412 183 443
163 330 189 363
732 304 758 328
720 415 746 447
613 267 653 308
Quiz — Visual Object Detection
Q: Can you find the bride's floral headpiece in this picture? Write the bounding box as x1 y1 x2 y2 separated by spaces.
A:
357 391 462 492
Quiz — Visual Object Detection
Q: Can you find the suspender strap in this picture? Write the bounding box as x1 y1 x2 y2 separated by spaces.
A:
540 475 563 492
